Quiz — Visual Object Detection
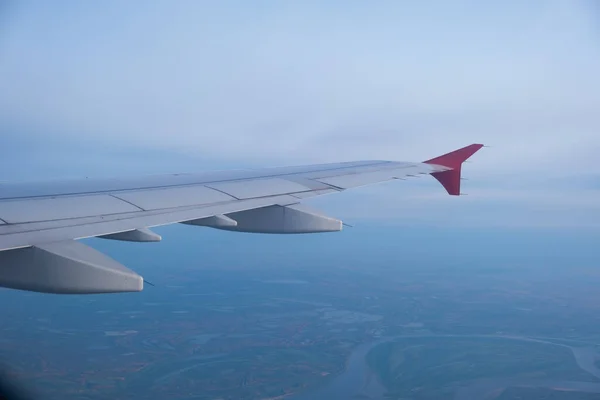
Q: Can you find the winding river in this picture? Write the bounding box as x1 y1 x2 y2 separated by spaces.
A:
289 334 600 400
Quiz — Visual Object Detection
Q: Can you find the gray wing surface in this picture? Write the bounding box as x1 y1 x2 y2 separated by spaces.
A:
0 144 483 294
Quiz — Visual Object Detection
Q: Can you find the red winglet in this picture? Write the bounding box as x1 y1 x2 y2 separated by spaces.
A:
423 144 484 196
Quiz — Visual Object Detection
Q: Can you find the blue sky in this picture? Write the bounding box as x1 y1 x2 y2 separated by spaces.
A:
1 1 599 229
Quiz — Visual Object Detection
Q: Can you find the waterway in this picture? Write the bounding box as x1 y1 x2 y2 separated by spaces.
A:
289 334 600 400
289 338 387 400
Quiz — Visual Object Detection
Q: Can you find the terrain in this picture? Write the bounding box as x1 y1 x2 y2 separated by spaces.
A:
0 226 598 399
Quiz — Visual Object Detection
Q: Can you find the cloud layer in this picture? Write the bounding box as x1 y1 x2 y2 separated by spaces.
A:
1 1 599 228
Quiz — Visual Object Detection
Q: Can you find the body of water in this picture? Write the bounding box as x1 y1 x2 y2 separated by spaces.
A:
290 334 600 400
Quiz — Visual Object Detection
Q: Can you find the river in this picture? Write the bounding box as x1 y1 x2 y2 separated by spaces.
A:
289 338 387 400
289 334 600 400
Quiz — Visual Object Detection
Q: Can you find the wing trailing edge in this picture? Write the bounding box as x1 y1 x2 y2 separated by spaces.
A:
424 144 484 195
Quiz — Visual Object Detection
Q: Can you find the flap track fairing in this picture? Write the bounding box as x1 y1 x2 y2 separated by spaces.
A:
0 241 143 294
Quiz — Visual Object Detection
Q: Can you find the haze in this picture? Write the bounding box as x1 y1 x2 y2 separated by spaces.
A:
0 0 599 228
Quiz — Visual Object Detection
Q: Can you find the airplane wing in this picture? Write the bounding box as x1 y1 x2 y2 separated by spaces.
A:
0 144 483 294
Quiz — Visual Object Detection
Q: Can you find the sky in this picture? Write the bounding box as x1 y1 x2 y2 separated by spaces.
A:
0 0 599 229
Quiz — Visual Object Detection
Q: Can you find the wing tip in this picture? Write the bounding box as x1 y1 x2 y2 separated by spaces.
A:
424 144 485 195
423 143 484 169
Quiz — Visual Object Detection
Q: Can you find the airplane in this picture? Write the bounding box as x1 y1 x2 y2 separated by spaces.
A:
0 143 483 295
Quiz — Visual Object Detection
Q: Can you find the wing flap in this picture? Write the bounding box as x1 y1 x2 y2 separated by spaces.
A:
290 189 339 199
114 185 235 210
206 178 311 199
315 164 436 189
0 194 140 223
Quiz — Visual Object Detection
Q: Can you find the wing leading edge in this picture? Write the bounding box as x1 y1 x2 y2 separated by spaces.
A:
0 144 483 294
